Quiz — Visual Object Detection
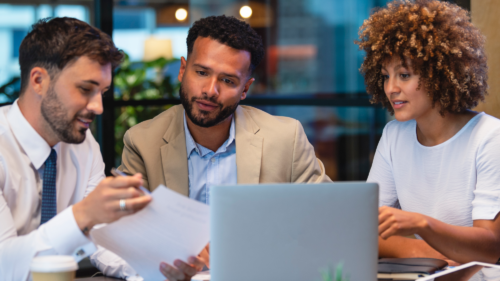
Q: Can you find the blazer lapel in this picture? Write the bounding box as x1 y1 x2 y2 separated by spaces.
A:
235 106 263 184
160 106 189 196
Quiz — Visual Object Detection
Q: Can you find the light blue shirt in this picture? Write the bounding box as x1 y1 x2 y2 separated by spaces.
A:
184 113 237 204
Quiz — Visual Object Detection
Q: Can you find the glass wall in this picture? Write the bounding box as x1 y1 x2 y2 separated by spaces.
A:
112 0 391 181
0 2 92 103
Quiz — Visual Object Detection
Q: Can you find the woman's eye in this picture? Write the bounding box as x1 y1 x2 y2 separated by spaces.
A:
382 74 389 80
400 73 410 79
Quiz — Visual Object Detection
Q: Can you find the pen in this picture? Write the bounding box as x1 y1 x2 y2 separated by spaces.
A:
110 168 151 195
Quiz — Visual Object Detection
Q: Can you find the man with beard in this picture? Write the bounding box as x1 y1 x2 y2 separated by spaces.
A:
0 18 153 280
110 15 331 281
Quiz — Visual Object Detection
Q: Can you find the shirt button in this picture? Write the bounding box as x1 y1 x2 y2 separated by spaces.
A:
211 158 216 163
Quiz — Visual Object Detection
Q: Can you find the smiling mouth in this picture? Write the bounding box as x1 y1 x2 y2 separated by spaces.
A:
77 118 92 128
392 101 408 109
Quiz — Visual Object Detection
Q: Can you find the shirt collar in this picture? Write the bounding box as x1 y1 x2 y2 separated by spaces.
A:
7 99 55 169
183 112 235 158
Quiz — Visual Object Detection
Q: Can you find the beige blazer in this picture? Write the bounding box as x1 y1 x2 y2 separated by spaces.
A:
119 104 331 195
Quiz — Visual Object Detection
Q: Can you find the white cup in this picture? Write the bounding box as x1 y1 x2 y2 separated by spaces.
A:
30 255 78 281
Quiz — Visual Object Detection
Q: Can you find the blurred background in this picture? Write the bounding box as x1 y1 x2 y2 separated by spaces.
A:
0 0 473 181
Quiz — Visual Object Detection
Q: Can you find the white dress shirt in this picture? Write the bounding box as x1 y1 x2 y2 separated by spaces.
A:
0 100 104 281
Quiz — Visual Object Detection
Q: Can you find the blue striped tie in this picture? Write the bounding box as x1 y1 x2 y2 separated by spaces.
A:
40 149 57 225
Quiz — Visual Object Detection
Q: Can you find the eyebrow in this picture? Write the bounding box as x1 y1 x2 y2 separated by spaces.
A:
193 63 241 82
81 80 111 92
381 64 404 72
82 80 100 86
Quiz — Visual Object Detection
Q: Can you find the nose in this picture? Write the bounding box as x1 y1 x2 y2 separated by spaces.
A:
384 75 401 97
87 92 104 115
202 76 219 98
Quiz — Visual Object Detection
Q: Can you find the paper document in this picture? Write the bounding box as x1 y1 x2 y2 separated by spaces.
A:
91 185 210 281
192 270 211 281
416 261 500 280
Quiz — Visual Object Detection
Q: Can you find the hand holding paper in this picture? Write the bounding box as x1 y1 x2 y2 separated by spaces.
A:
91 185 210 280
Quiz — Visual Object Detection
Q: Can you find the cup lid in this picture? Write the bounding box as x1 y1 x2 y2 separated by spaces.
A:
30 256 78 272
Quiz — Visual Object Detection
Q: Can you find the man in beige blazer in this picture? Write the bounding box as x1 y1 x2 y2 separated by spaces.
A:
118 15 331 281
120 103 330 194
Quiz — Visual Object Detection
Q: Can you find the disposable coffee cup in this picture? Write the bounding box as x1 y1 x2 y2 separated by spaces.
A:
30 255 78 281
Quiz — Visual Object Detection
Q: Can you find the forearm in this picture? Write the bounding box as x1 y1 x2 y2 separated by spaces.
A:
378 236 447 259
0 207 92 280
417 216 500 264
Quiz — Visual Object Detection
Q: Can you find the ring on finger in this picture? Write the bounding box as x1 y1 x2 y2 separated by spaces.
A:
119 199 126 211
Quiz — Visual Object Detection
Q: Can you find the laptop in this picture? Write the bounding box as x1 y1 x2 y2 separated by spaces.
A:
210 182 379 281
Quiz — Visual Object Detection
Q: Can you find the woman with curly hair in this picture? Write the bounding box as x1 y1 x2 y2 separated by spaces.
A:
357 0 500 271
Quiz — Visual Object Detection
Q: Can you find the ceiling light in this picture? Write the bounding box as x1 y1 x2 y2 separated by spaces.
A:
239 5 252 19
175 8 188 21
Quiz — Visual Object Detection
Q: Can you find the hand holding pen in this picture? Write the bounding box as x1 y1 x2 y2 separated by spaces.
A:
110 168 151 195
73 168 152 235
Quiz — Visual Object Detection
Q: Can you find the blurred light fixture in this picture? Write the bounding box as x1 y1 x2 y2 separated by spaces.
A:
239 5 252 19
144 37 173 61
175 8 188 21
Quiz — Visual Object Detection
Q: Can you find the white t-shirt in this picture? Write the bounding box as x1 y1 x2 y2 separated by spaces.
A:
368 112 500 280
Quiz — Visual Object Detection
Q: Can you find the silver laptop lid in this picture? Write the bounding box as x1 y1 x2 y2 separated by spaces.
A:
210 182 378 281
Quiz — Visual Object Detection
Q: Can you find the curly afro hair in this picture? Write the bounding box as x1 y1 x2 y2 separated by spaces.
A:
356 0 488 115
187 15 264 72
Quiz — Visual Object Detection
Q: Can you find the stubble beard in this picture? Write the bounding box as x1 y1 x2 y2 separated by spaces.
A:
40 85 95 144
179 84 239 128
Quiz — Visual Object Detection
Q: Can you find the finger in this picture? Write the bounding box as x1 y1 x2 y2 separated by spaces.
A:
188 255 206 271
174 259 197 277
378 208 393 223
106 176 143 189
160 262 185 281
109 187 143 200
378 216 396 236
381 217 405 239
124 196 152 212
198 247 210 269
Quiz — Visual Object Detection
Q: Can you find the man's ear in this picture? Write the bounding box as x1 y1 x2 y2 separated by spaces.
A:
29 67 51 97
241 77 255 100
178 56 187 83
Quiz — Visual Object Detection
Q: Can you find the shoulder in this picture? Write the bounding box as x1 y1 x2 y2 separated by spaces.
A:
0 105 17 151
469 113 500 146
239 105 299 134
472 113 500 134
125 104 182 145
127 104 182 135
0 105 11 136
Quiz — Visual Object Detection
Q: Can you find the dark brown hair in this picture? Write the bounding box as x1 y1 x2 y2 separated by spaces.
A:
19 17 123 95
356 0 488 115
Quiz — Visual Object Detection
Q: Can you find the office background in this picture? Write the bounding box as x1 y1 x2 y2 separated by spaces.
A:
0 0 488 182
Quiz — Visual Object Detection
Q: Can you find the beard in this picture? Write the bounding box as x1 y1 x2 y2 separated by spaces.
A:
41 85 95 144
179 84 239 128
